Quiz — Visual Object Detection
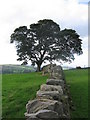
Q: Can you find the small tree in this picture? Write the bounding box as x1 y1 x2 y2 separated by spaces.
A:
76 66 82 69
10 19 83 71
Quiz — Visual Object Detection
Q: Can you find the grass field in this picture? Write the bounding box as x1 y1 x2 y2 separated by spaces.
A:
2 69 88 118
2 72 48 118
64 69 88 118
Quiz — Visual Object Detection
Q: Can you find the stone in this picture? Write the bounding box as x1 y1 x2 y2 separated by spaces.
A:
61 95 68 102
36 90 61 101
60 95 70 118
42 64 56 75
36 110 59 119
40 84 63 95
25 65 70 119
36 95 54 100
50 66 64 79
25 112 41 120
26 99 63 117
46 79 65 87
25 110 60 120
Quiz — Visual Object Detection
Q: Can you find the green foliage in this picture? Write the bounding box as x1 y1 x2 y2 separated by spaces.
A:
10 19 83 71
2 72 48 118
64 69 88 118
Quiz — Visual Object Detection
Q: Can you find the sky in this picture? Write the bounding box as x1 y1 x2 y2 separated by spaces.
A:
0 0 89 68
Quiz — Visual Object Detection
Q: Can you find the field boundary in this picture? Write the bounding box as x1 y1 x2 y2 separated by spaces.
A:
25 65 71 119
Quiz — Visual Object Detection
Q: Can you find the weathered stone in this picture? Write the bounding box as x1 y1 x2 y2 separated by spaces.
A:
60 95 70 118
40 84 63 95
50 66 64 79
61 95 68 102
36 90 61 101
25 110 59 120
36 110 59 119
46 79 65 87
42 64 56 75
26 99 63 116
25 112 41 120
36 94 54 100
25 65 71 119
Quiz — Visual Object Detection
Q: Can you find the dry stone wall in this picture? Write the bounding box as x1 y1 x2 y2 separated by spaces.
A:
25 65 71 120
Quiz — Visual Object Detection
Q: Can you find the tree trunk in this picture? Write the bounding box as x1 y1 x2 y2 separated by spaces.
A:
37 64 41 72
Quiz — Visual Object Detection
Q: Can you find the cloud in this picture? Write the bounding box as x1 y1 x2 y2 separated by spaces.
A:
0 0 88 66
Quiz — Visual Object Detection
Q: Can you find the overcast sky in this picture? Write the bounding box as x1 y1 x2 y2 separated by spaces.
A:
0 0 89 67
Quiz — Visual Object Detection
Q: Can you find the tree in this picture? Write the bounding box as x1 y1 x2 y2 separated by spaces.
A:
10 19 83 71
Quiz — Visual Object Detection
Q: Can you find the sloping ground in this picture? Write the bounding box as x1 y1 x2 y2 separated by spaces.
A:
1 64 36 74
2 72 48 118
64 69 88 118
2 69 88 118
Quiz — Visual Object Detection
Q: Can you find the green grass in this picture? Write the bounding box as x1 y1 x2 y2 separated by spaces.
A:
2 69 88 118
2 72 48 118
64 69 88 118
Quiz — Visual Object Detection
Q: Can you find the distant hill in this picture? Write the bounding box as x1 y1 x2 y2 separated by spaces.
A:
62 66 75 70
0 64 36 74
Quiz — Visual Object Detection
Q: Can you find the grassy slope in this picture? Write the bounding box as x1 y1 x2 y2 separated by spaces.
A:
2 69 88 118
64 69 88 118
1 64 36 74
2 72 48 118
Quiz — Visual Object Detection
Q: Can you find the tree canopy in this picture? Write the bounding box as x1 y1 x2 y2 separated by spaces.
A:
10 19 83 71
